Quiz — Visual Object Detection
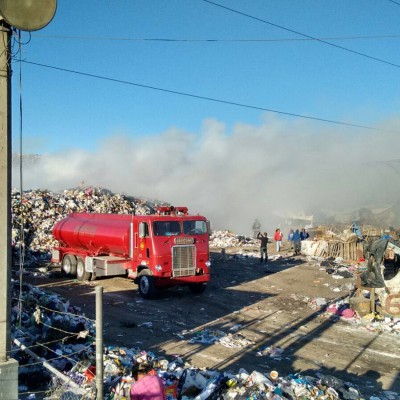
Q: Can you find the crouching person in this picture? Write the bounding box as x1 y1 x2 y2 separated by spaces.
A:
131 362 166 400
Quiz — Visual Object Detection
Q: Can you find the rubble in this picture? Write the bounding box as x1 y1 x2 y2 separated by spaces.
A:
9 188 400 399
11 285 382 400
11 187 159 266
209 231 259 248
12 279 400 400
187 329 254 349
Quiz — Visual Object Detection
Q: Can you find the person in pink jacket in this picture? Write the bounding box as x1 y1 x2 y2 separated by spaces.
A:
130 362 166 400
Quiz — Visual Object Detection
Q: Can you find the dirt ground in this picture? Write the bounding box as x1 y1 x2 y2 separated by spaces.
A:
23 243 400 398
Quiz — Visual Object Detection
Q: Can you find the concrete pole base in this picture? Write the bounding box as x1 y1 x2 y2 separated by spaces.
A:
0 358 18 400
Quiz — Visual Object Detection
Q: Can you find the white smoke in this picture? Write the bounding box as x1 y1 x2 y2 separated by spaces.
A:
13 113 400 235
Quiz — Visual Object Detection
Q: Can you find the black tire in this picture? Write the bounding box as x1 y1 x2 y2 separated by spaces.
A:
62 255 77 276
138 272 157 299
189 283 207 295
76 257 91 281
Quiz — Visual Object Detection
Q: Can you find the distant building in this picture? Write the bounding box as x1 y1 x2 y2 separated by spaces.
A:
282 213 314 233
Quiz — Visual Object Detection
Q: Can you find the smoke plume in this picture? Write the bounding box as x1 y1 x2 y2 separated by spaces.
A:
12 113 400 235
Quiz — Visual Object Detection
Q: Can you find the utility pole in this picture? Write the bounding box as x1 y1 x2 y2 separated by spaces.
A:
0 2 57 397
96 286 104 400
0 20 18 399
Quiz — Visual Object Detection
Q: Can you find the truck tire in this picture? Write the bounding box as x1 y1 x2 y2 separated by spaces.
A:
62 255 77 276
76 257 91 281
189 283 207 294
138 272 157 299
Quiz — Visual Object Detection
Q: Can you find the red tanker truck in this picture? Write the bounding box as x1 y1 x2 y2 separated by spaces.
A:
51 206 211 298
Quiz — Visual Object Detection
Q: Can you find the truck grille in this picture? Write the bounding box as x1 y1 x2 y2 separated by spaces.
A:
172 245 196 277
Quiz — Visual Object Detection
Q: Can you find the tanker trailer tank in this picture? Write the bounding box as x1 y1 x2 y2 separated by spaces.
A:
52 213 133 257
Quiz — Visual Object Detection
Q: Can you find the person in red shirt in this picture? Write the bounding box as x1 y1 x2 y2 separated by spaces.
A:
273 229 283 252
130 362 166 400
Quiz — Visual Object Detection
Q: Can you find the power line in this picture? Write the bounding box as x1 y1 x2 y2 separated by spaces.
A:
201 0 400 69
29 33 400 43
22 60 393 133
387 0 400 6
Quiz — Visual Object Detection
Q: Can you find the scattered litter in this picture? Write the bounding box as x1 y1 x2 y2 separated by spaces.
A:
256 345 284 358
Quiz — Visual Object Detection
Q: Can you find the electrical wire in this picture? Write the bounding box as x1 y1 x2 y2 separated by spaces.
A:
21 60 393 133
387 0 400 5
28 33 400 43
201 0 400 69
367 158 400 175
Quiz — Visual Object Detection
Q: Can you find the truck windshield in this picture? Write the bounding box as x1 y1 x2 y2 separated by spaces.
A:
153 221 181 236
183 220 208 235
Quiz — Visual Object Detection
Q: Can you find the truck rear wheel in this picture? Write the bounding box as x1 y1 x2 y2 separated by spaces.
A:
138 273 157 299
76 257 91 281
62 255 77 276
189 283 207 294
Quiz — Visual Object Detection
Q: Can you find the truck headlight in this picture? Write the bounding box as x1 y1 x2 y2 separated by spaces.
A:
205 261 211 267
155 265 162 272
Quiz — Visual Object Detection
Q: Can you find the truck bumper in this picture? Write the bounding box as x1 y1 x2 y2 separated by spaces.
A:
155 274 210 287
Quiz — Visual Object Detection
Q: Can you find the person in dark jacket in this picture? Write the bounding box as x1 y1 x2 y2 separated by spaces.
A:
300 228 309 241
292 229 301 255
257 232 269 263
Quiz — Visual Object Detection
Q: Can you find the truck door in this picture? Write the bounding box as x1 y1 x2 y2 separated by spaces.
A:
138 221 150 260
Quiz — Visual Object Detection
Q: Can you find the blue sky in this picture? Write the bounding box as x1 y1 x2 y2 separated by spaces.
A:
9 0 400 233
12 0 400 152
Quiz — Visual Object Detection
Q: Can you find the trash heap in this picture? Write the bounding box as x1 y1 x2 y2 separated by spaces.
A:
209 231 258 248
306 293 400 337
284 256 400 336
11 187 158 266
9 189 400 398
300 233 362 261
187 329 254 348
12 281 399 400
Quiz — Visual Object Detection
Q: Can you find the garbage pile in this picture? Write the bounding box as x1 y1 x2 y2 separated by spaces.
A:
11 188 259 266
9 189 400 398
303 292 400 337
12 281 399 400
11 187 158 266
209 231 258 248
187 329 254 348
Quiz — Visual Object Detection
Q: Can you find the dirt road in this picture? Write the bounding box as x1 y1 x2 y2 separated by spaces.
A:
24 247 400 398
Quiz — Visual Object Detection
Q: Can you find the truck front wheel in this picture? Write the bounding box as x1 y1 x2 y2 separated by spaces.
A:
76 257 91 281
62 255 77 276
189 283 207 294
138 273 157 299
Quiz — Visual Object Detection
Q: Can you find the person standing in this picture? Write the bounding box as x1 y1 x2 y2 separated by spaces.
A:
300 228 309 240
257 232 269 263
274 228 283 252
293 229 301 255
287 229 294 250
130 363 166 400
